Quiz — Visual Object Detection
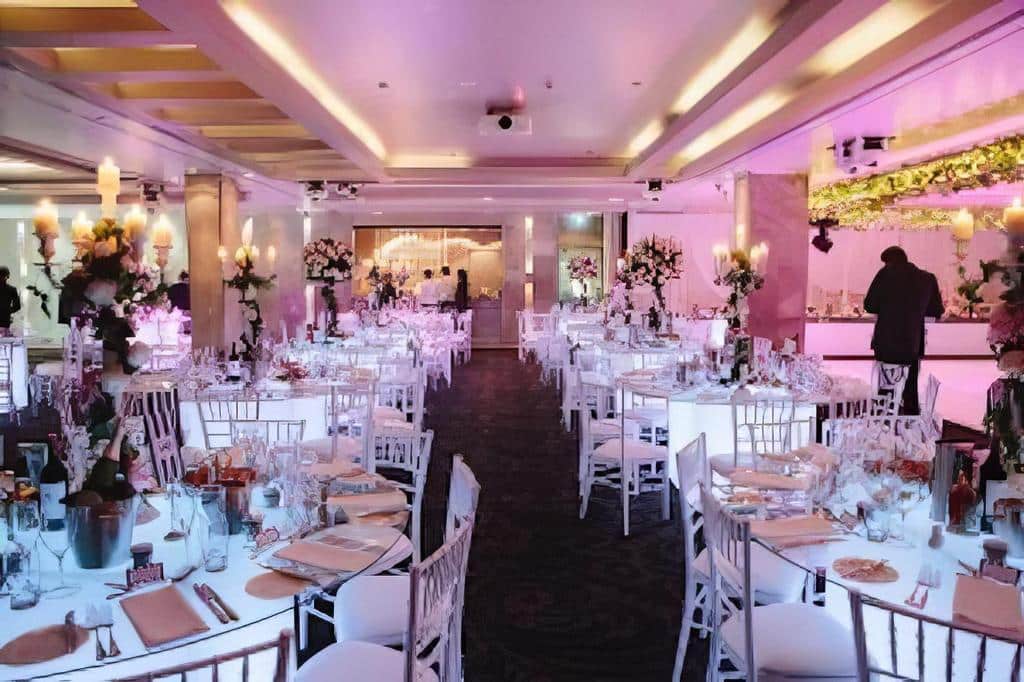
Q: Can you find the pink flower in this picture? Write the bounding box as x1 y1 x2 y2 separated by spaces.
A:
988 303 1024 346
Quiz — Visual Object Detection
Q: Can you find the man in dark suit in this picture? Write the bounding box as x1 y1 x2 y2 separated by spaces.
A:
0 266 20 334
864 246 944 414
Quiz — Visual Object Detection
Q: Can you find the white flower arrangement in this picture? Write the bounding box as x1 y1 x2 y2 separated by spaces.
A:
567 254 599 282
303 238 354 281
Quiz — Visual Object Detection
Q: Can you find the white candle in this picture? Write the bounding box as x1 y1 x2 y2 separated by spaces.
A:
267 245 277 266
71 211 91 240
96 157 120 219
152 214 173 248
712 243 729 277
123 204 147 242
952 208 974 241
32 199 59 237
241 217 253 247
1005 198 1024 236
217 245 228 262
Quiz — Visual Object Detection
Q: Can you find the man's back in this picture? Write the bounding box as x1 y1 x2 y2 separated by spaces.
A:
864 261 943 363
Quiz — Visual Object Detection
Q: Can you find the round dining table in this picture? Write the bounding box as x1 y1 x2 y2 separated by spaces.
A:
0 486 408 681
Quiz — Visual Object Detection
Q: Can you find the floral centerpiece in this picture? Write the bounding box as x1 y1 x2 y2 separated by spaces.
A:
303 237 353 281
225 242 275 360
303 238 353 336
623 235 685 329
955 263 985 319
59 215 168 373
714 246 766 332
567 254 599 305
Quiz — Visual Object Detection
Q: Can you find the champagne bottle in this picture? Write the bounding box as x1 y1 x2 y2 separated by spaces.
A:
39 436 68 530
227 342 241 383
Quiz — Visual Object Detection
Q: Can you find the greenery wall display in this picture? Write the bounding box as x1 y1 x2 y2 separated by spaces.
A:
809 133 1024 228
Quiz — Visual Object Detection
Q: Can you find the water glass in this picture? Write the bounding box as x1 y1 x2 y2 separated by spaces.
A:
200 485 229 572
7 546 39 609
864 505 891 543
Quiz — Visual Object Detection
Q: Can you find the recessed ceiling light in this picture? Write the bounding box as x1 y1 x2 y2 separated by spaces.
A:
458 81 477 87
378 81 389 89
242 171 254 178
482 196 493 201
372 211 384 215
608 197 624 202
0 187 8 191
631 80 642 87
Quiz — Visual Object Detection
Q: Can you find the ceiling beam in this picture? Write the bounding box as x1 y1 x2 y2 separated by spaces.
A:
11 46 217 72
138 0 390 182
625 0 845 180
0 30 179 48
149 101 288 125
0 7 166 33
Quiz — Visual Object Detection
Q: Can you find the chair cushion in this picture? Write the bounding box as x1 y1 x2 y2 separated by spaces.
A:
299 436 364 459
373 406 405 422
296 640 437 682
720 603 858 678
692 542 804 603
708 451 756 476
622 406 668 429
593 439 668 462
334 575 408 645
591 418 622 439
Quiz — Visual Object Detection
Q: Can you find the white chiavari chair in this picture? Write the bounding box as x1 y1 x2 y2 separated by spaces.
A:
848 585 1024 681
709 393 796 475
871 361 910 418
376 359 425 431
579 402 670 536
517 310 552 362
196 391 260 450
577 392 639 498
374 428 433 561
312 455 479 673
297 519 476 682
0 340 18 424
702 486 858 682
111 629 292 682
453 311 472 365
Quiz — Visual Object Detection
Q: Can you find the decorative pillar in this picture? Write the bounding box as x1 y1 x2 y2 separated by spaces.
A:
184 174 241 350
734 172 809 348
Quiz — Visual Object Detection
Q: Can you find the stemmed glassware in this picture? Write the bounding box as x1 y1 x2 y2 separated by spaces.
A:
38 512 79 598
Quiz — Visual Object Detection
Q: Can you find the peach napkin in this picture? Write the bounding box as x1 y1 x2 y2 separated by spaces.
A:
953 574 1024 638
327 489 407 517
273 539 377 572
750 515 836 539
120 585 209 648
728 469 812 491
0 624 89 665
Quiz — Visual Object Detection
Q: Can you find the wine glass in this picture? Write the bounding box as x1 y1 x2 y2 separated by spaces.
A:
12 501 40 552
38 520 78 598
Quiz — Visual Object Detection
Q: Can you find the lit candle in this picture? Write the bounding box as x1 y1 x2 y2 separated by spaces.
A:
267 245 277 266
71 211 91 240
1005 198 1024 236
241 217 253 247
151 214 173 248
952 207 974 241
712 243 729 277
735 222 747 250
96 157 120 218
123 204 147 242
217 245 228 262
32 199 59 238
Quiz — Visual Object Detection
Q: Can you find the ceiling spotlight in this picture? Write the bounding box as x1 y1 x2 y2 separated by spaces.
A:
372 211 384 215
811 221 835 253
242 171 255 179
608 197 624 202
0 187 8 191
377 81 389 89
304 180 329 202
482 196 493 201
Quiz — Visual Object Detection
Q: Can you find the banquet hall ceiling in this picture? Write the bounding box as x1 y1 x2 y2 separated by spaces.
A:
0 0 1022 208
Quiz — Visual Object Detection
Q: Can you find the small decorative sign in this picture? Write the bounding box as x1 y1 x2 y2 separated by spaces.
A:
254 527 280 551
126 562 165 590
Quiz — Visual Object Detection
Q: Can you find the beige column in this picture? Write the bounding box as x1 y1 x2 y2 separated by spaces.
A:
184 174 241 350
734 172 809 348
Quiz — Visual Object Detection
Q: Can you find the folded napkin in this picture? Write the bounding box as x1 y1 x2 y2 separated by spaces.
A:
750 515 836 539
273 538 378 572
728 469 812 491
120 585 209 648
327 489 408 517
953 574 1024 638
304 460 361 478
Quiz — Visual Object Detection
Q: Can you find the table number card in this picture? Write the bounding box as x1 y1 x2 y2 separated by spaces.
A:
126 562 165 590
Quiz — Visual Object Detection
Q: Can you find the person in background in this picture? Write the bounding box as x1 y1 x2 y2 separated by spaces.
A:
864 246 944 414
455 268 469 312
417 268 439 307
0 266 22 335
167 271 190 312
379 272 397 308
439 265 456 309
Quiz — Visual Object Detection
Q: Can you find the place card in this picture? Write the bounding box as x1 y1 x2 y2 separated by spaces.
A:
126 562 165 590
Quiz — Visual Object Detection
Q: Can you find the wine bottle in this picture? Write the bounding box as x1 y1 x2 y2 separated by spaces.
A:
39 436 68 530
227 342 241 383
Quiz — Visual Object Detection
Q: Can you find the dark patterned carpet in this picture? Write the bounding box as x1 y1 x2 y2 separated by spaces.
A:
422 350 707 682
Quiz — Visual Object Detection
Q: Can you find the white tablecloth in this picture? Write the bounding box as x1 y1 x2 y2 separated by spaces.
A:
2 339 29 408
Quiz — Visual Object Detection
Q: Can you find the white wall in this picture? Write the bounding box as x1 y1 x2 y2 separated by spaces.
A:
807 227 1005 309
627 211 732 313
